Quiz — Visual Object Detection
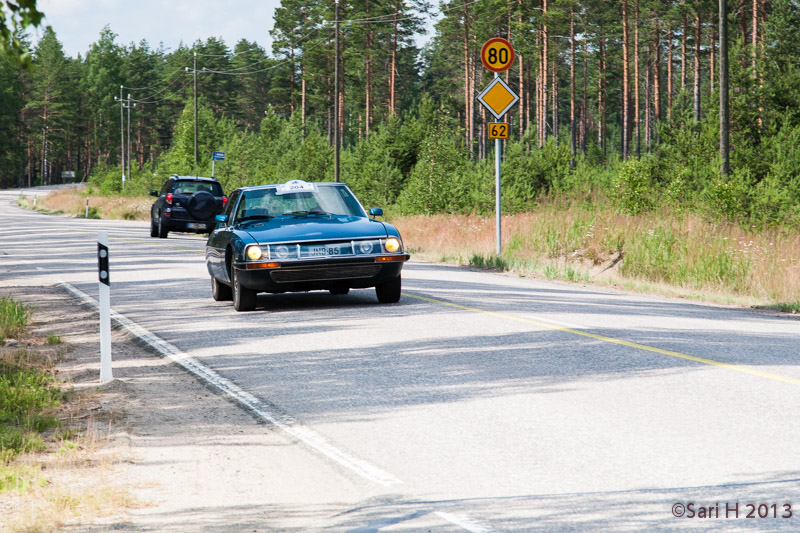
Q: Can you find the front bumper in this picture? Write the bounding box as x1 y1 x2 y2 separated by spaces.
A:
233 254 410 293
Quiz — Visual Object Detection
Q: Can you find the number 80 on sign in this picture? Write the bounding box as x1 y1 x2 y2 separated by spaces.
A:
488 123 509 139
481 38 515 73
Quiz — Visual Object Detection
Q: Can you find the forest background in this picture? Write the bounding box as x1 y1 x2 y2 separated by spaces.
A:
3 0 800 306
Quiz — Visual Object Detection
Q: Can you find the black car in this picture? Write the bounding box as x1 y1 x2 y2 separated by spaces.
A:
150 175 226 238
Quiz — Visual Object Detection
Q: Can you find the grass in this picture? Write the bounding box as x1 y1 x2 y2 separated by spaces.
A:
19 185 151 221
0 294 137 530
393 195 800 310
0 296 29 343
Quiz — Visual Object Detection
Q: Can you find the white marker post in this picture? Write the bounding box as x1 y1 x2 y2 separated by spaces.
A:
98 232 113 382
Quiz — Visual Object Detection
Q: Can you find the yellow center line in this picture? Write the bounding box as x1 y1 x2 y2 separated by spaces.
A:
404 292 800 387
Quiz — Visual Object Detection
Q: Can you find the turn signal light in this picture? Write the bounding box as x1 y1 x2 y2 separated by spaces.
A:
246 262 281 269
375 255 405 262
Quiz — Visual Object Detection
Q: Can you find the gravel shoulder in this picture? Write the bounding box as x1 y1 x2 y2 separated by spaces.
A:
1 285 375 532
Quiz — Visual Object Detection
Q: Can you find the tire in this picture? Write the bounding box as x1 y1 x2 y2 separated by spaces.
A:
375 275 401 303
157 215 169 238
231 267 257 311
150 215 158 237
211 276 232 301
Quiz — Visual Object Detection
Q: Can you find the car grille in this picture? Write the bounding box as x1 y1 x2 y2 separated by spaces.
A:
271 264 381 283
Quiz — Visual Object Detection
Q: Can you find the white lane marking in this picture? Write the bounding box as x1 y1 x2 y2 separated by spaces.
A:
435 512 494 533
59 281 403 487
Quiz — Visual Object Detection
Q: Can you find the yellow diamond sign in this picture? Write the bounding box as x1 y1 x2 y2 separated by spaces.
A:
477 77 519 120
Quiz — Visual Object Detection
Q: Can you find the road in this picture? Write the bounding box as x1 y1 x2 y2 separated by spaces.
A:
2 186 800 531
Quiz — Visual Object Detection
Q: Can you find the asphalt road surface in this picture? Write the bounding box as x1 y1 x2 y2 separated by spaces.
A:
2 186 800 531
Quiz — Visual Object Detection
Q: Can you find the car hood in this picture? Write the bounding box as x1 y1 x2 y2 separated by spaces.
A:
241 215 390 243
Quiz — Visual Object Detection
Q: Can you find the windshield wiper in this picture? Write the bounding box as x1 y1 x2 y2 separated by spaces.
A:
283 210 331 216
237 214 274 222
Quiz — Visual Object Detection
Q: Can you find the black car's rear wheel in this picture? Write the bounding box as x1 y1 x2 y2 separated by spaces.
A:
157 216 169 238
211 276 232 301
150 215 158 237
231 267 257 311
375 275 401 303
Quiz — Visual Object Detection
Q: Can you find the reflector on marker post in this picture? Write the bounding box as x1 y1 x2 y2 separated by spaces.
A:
98 232 112 382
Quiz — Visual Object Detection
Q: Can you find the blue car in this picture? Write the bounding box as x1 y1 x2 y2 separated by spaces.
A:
205 180 410 311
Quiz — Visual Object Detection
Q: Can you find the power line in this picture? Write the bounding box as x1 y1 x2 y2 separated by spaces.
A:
199 34 334 76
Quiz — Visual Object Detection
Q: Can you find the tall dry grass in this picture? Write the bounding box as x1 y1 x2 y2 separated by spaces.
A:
393 202 800 308
20 187 151 221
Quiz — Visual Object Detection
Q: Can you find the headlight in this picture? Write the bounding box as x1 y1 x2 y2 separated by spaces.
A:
384 237 401 253
246 245 263 260
358 241 375 254
275 245 290 259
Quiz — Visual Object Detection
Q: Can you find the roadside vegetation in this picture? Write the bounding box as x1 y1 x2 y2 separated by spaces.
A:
25 184 800 312
0 296 133 531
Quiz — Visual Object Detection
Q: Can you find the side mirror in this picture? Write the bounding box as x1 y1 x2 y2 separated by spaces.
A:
215 214 229 223
369 208 384 219
149 190 158 197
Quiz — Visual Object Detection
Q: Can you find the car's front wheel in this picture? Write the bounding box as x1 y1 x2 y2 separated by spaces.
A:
375 275 401 303
231 267 257 311
211 276 232 301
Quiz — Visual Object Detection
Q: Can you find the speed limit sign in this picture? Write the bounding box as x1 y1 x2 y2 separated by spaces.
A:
481 38 515 73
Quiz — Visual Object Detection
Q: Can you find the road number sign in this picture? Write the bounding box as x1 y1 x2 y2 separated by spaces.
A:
481 38 515 73
488 123 509 140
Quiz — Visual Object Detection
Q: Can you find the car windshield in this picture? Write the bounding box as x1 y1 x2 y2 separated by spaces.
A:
235 184 365 221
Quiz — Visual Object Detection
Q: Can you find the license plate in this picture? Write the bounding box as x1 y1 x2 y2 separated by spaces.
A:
301 244 352 258
187 223 207 230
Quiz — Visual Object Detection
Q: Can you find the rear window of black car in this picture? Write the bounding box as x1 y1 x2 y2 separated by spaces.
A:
172 181 223 196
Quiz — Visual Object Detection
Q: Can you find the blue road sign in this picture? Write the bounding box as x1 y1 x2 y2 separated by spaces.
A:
212 151 226 161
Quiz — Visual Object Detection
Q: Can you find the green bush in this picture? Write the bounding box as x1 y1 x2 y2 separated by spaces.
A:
611 158 654 215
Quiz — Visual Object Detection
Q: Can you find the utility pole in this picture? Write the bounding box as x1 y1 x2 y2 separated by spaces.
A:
334 0 340 182
719 0 730 176
126 93 133 184
193 52 198 172
119 85 125 188
115 92 136 189
184 53 200 175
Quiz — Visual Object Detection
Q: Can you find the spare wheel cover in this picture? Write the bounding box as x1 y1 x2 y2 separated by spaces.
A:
186 190 216 219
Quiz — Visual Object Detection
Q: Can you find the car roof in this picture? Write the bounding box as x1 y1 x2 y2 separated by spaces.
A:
171 175 220 182
237 182 343 192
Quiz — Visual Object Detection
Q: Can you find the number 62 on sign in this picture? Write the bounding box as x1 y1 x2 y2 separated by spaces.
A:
488 123 509 139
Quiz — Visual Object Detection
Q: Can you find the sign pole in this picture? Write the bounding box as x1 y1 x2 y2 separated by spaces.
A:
494 72 502 257
98 232 112 382
477 37 516 258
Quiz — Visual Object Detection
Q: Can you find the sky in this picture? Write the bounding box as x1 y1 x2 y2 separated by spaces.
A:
36 0 437 59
